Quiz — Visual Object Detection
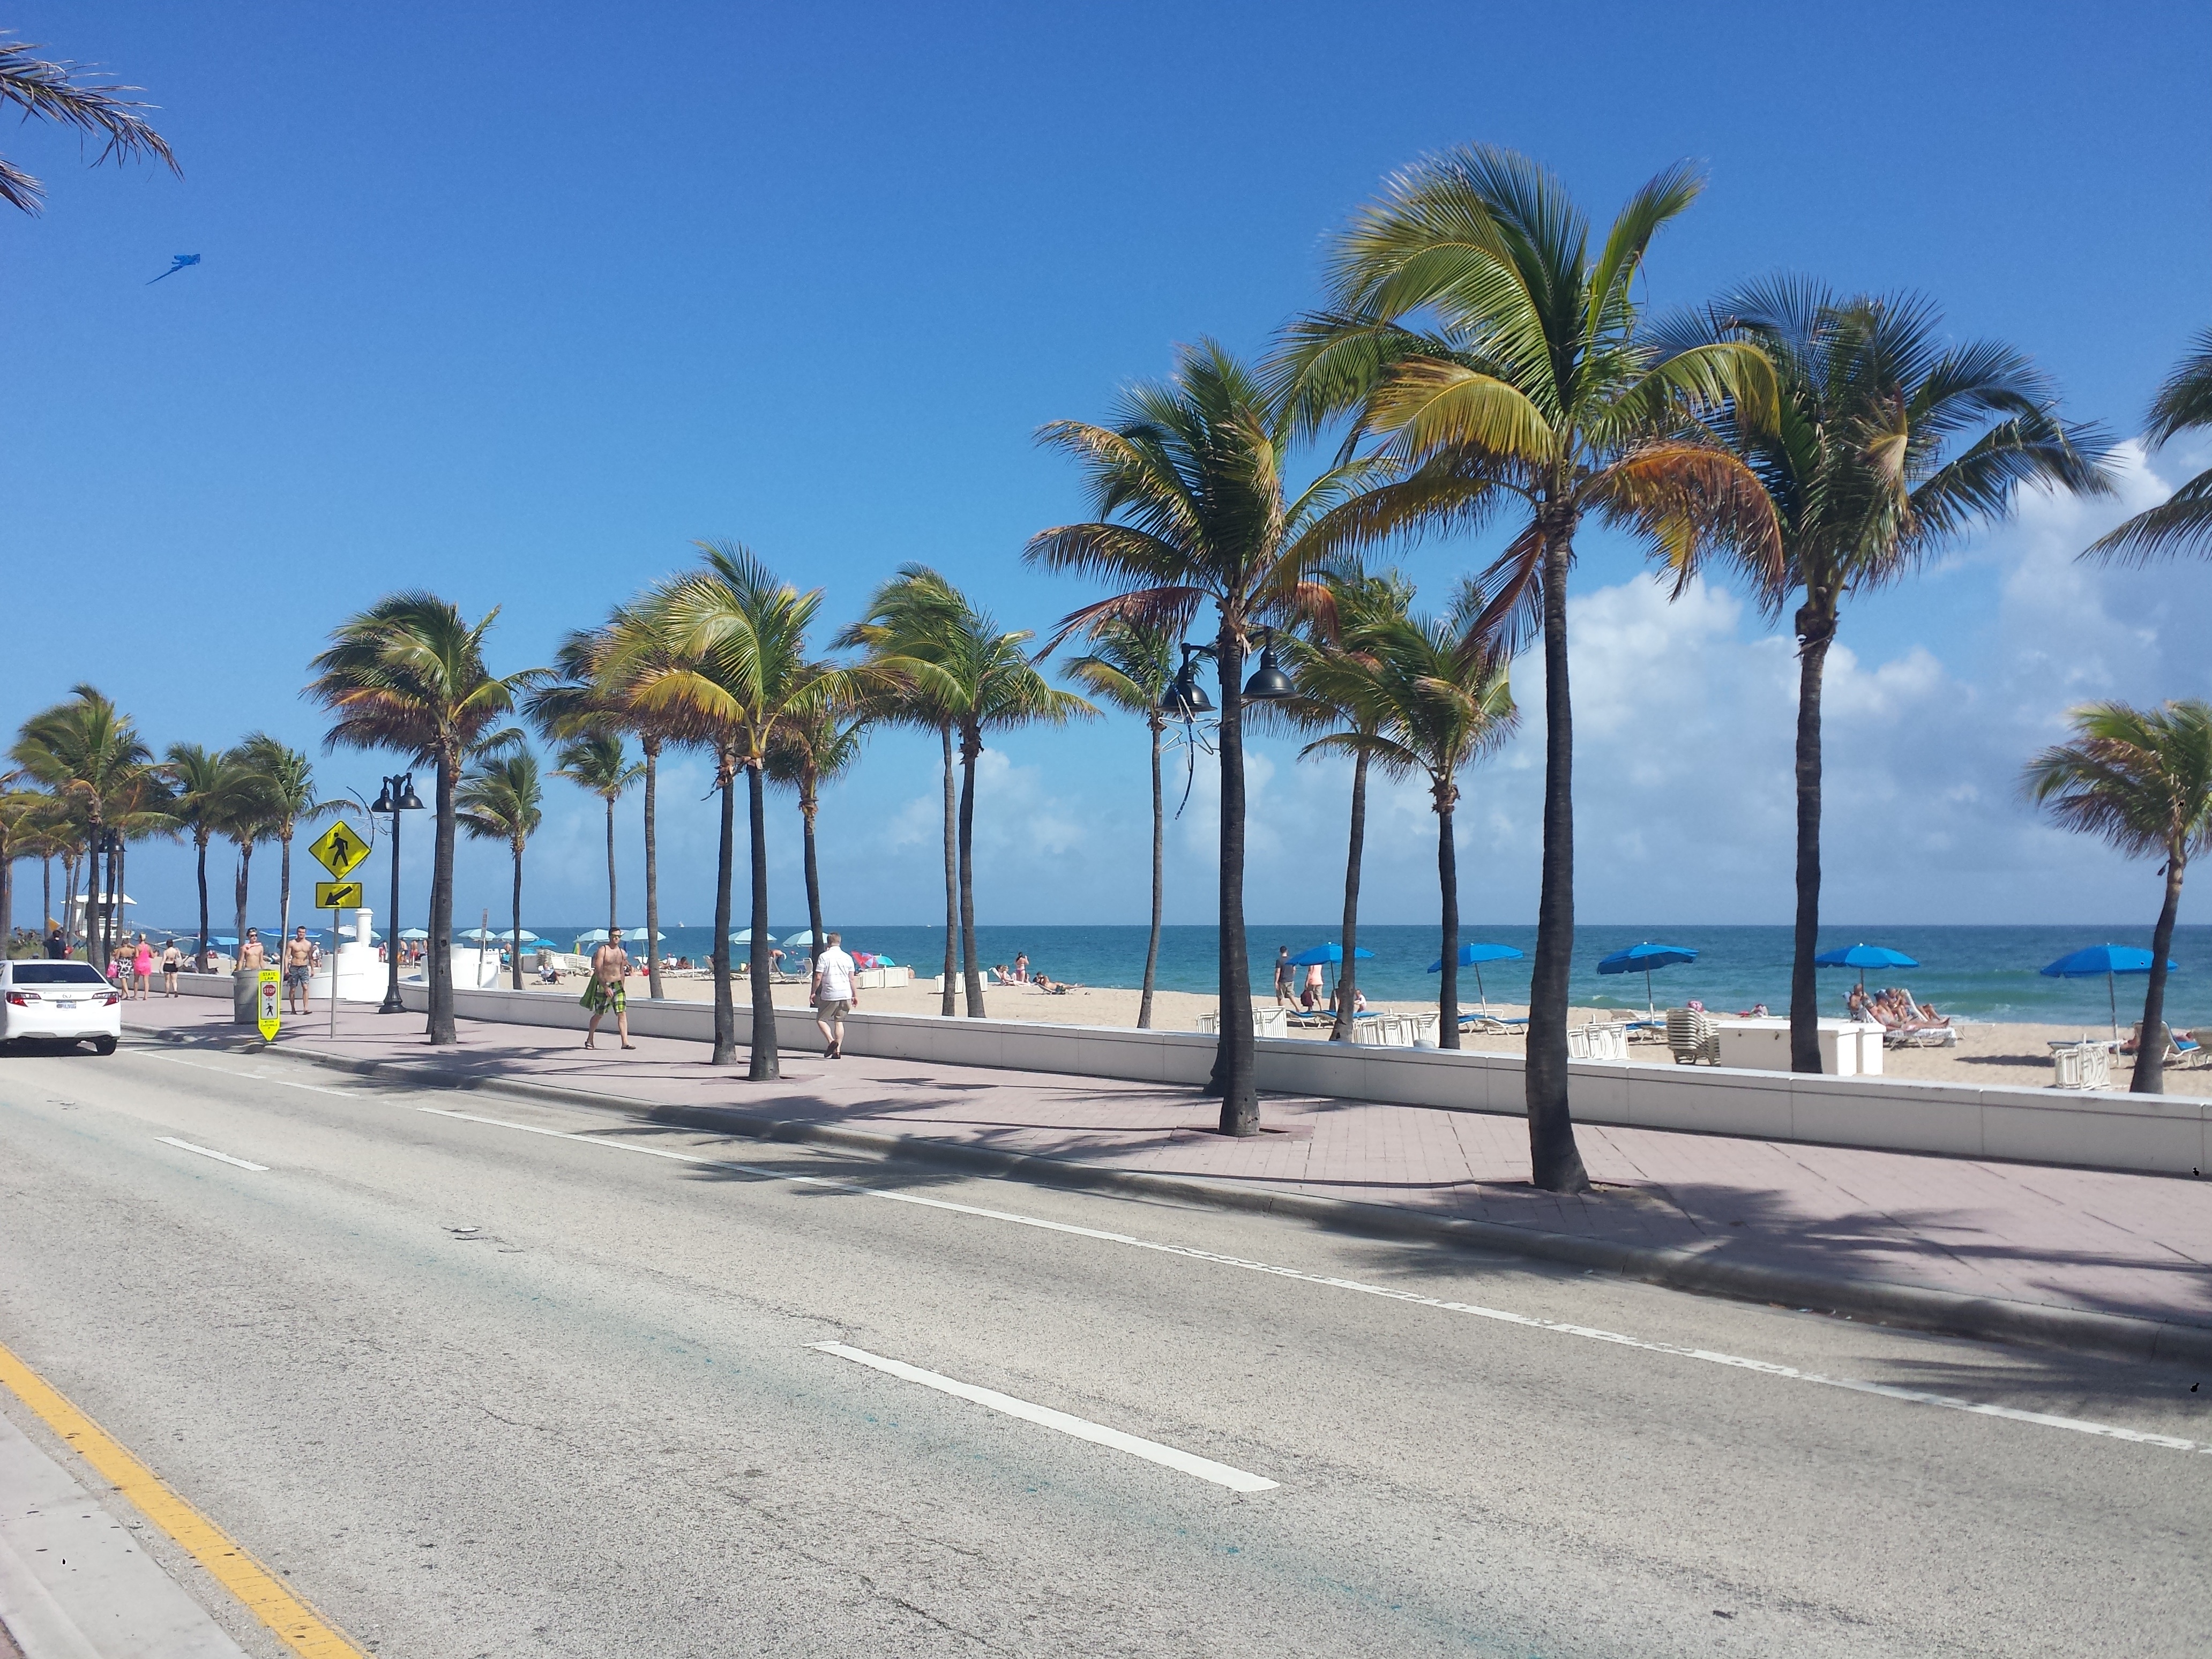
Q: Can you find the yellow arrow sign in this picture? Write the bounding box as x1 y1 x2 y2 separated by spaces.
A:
315 880 363 910
309 819 371 879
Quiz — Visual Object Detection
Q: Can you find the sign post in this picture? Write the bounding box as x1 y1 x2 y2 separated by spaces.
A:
309 825 371 1044
256 967 281 1041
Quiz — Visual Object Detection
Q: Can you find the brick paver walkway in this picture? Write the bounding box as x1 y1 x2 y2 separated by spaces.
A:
122 999 2212 1334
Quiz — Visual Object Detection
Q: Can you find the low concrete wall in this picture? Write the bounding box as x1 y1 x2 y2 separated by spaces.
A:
366 980 2210 1179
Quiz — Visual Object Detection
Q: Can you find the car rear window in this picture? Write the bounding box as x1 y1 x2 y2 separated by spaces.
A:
10 963 109 985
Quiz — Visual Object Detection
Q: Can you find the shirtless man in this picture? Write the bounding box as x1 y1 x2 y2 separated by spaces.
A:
237 930 267 973
583 929 635 1050
283 925 316 1014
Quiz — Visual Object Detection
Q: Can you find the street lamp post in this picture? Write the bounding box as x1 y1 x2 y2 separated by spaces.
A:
371 773 423 1014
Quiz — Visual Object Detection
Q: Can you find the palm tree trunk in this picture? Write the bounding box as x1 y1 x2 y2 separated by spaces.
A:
84 832 102 969
113 840 126 967
957 726 985 1018
643 740 664 1002
1526 525 1590 1192
510 841 525 992
801 794 825 982
1215 620 1258 1135
1789 604 1835 1074
2132 855 2186 1094
939 724 958 1016
1139 716 1163 1030
1332 749 1370 1042
1437 789 1461 1051
61 851 77 954
604 798 618 942
104 840 121 965
428 758 458 1044
233 843 251 961
278 829 294 955
711 765 736 1064
193 832 211 973
745 763 779 1080
43 855 52 944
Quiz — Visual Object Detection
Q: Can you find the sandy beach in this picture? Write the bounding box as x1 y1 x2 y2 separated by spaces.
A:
531 970 2209 1095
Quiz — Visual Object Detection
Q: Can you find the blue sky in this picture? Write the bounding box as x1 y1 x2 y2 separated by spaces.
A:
4 1 2209 937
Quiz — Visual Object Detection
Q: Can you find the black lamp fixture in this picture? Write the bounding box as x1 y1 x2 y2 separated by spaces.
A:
1159 643 1216 720
1239 627 1296 702
372 772 424 1013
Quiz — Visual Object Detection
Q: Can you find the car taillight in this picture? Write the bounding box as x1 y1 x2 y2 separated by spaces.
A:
101 992 121 1006
5 990 36 1005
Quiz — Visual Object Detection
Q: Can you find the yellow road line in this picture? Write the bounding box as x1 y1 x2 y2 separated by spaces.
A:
0 1337 368 1658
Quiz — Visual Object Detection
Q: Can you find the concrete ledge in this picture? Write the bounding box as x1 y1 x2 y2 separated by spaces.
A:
134 1026 2212 1368
382 979 2212 1179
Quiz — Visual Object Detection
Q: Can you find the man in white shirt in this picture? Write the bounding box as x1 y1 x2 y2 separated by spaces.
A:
811 931 857 1059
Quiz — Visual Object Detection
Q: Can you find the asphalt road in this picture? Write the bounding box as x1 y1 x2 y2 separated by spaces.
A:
1 1035 2206 1658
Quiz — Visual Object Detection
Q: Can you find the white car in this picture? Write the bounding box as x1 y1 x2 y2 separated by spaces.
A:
2 960 122 1053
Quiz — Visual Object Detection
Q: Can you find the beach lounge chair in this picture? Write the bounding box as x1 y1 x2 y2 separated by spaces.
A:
1664 1007 1720 1065
2051 1042 2112 1090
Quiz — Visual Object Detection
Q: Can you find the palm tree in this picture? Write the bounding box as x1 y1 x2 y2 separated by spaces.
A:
211 748 278 960
2024 701 2212 1094
1027 341 1381 1133
1280 570 1414 1039
1663 280 2110 1072
162 743 243 970
2085 331 2212 565
1275 146 1782 1188
0 787 53 946
0 31 178 214
554 731 642 944
1058 618 1178 1029
625 542 838 1077
307 594 529 1045
237 734 339 952
12 686 158 970
457 751 544 991
835 569 978 1017
767 701 869 980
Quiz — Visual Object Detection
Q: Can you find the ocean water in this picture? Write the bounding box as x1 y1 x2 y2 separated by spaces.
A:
518 921 2211 1029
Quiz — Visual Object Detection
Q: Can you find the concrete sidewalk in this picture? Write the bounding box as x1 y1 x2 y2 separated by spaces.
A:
119 999 2212 1361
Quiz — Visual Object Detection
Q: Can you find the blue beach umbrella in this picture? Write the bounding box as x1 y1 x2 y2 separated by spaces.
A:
2041 944 2176 1044
1286 941 1373 966
1596 941 1699 1016
1426 941 1525 1013
1813 942 1920 990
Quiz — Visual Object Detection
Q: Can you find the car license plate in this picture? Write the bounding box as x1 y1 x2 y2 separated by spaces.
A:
54 1000 77 1010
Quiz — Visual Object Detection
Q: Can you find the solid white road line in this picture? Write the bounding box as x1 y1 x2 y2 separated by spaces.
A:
154 1137 269 1172
99 1051 2212 1459
810 1341 1277 1492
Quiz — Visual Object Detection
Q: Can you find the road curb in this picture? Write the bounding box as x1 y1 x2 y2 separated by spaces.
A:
142 1029 2212 1367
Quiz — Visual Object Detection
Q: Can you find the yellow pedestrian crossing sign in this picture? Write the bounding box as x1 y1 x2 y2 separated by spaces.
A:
257 968 281 1041
315 880 364 909
310 819 371 879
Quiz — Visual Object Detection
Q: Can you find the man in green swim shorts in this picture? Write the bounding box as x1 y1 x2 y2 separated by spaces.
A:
581 929 634 1050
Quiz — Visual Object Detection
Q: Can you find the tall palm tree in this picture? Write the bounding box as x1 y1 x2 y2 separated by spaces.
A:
0 787 53 946
835 569 977 1016
2024 701 2212 1095
457 751 544 992
0 31 178 214
554 731 642 944
1027 341 1382 1133
1058 618 1178 1029
1281 570 1414 1039
212 748 278 960
625 542 838 1078
767 701 869 979
237 734 339 952
162 743 243 970
12 686 158 970
307 594 529 1045
2085 330 2212 565
1662 280 2110 1072
1275 146 1782 1189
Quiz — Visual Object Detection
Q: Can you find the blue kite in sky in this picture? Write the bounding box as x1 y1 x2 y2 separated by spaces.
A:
147 253 200 284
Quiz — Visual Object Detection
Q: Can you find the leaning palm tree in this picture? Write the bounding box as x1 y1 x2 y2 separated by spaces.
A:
0 787 54 946
767 700 869 979
1027 341 1386 1133
1059 618 1179 1028
307 594 529 1045
1275 146 1782 1189
237 734 339 952
457 751 544 992
2084 330 2212 565
0 31 178 214
624 542 838 1077
1280 570 1414 1039
2024 701 2212 1095
12 686 158 969
554 731 642 945
1662 280 2110 1072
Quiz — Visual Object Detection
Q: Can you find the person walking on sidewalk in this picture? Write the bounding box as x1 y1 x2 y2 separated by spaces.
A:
131 935 155 1001
582 929 636 1050
283 926 316 1014
161 939 183 996
812 931 857 1059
